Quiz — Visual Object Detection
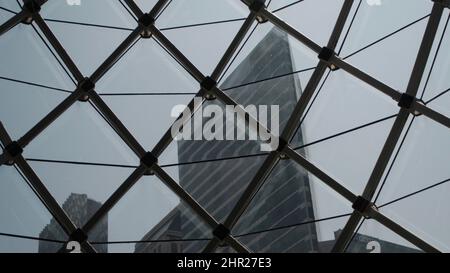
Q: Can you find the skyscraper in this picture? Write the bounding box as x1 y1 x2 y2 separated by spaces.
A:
136 27 319 253
39 193 108 253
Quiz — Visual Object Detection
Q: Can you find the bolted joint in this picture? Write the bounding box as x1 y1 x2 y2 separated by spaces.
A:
256 15 269 24
318 46 339 71
247 0 268 23
276 137 289 159
200 76 217 100
212 224 230 241
352 196 374 218
138 14 154 38
201 76 216 91
138 13 155 27
141 152 158 169
77 77 95 102
318 46 335 61
69 228 88 243
248 0 266 13
138 13 154 38
22 0 41 25
23 0 41 13
318 47 339 71
397 93 416 110
3 141 23 165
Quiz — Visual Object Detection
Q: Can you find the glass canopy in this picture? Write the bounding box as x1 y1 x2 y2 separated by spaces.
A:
0 0 449 253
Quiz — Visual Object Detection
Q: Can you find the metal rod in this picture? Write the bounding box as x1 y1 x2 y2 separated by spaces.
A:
261 9 322 53
284 147 357 202
88 91 147 158
33 14 84 82
82 165 147 233
210 13 258 80
327 0 354 49
17 89 83 148
363 2 444 200
123 0 144 18
151 96 204 157
331 57 401 100
90 27 142 83
414 102 450 128
0 10 27 37
149 25 205 82
149 0 170 19
203 0 356 253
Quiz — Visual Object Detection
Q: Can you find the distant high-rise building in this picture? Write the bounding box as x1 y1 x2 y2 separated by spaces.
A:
318 230 422 253
39 193 108 253
135 27 424 254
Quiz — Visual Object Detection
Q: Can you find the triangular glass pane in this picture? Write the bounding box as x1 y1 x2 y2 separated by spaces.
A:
339 0 433 56
294 69 397 193
44 19 133 76
100 93 195 151
419 12 450 101
343 17 428 91
233 159 352 253
346 219 422 253
88 171 212 253
0 23 75 89
156 0 248 29
96 38 198 95
276 0 345 46
297 117 395 195
236 213 351 253
23 101 138 165
0 165 68 252
426 90 449 118
378 179 450 252
219 24 317 88
40 0 136 28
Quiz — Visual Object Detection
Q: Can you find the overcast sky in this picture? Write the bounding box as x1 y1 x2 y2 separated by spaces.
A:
0 0 449 252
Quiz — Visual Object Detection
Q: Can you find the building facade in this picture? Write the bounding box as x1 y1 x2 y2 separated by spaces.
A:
137 27 319 253
39 193 108 253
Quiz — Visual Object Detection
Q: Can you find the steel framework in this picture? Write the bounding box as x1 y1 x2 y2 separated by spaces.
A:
0 0 449 253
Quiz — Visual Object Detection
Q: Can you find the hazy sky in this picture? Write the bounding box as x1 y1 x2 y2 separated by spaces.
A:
0 0 449 252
